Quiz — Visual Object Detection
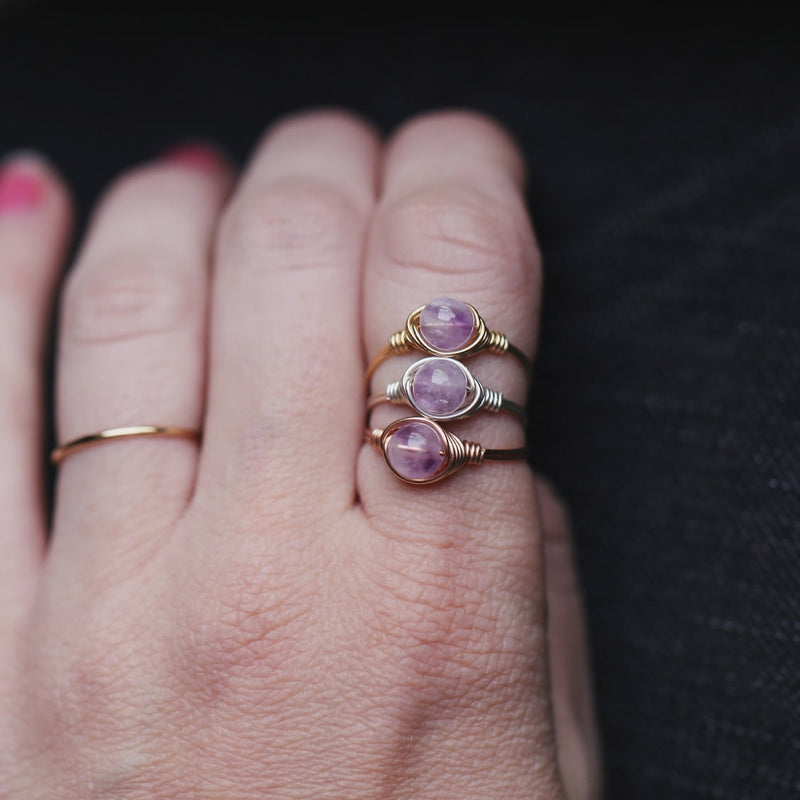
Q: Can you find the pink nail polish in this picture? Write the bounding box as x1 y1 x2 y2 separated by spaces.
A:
161 143 222 170
0 160 44 214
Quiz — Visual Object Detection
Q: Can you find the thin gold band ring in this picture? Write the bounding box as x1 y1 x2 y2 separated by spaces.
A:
51 425 201 465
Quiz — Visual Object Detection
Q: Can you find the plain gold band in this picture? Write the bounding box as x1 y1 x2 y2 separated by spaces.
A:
51 425 201 465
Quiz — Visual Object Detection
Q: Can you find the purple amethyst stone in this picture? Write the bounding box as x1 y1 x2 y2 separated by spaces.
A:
419 298 475 352
409 358 469 417
385 420 447 482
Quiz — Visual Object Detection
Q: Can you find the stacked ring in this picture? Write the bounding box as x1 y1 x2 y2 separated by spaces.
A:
366 298 529 485
367 417 526 485
51 300 529 486
364 297 532 386
367 356 527 423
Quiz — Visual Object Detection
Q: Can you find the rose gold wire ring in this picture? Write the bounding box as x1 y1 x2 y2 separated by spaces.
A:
367 356 528 423
367 416 527 485
51 425 201 465
364 297 532 388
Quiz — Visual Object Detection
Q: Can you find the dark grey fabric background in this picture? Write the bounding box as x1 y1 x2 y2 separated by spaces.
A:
2 5 799 797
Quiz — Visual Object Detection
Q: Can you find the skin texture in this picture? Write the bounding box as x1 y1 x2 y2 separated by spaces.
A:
0 111 601 799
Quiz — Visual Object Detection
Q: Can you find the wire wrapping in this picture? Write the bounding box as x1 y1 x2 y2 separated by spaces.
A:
367 417 524 484
364 301 532 389
403 306 495 358
481 387 504 413
363 301 531 483
388 330 413 352
385 381 403 402
367 357 524 423
446 431 487 470
486 330 510 353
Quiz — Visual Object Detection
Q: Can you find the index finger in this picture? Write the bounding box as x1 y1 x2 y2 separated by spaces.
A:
359 111 541 523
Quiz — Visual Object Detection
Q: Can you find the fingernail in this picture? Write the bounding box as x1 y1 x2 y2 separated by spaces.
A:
161 142 223 170
0 154 46 214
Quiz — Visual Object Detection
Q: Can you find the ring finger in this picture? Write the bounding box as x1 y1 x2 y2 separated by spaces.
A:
51 147 232 573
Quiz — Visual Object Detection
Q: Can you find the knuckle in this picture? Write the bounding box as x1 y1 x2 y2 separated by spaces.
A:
378 185 537 288
171 554 315 706
223 177 363 270
365 538 536 699
63 251 199 344
11 609 169 796
18 615 144 755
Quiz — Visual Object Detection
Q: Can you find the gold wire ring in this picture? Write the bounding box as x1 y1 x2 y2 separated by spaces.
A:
51 425 201 465
367 356 528 423
367 416 526 485
365 298 532 388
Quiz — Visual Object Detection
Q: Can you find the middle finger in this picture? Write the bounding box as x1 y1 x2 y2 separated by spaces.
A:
197 112 380 517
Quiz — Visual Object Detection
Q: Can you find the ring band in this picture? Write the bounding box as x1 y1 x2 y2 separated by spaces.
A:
365 297 531 387
367 356 527 423
51 425 201 465
367 416 526 485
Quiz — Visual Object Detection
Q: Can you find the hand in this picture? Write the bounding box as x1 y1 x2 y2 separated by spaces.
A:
0 111 600 799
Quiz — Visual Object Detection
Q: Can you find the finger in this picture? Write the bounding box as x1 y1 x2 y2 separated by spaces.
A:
537 477 602 800
52 147 232 568
360 110 539 519
197 111 380 516
357 112 558 793
0 154 71 628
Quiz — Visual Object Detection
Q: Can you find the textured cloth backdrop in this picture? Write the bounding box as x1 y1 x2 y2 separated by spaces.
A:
1 7 798 797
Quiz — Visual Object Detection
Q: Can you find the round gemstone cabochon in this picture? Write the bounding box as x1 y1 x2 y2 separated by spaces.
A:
384 419 447 482
409 358 469 416
419 298 475 351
